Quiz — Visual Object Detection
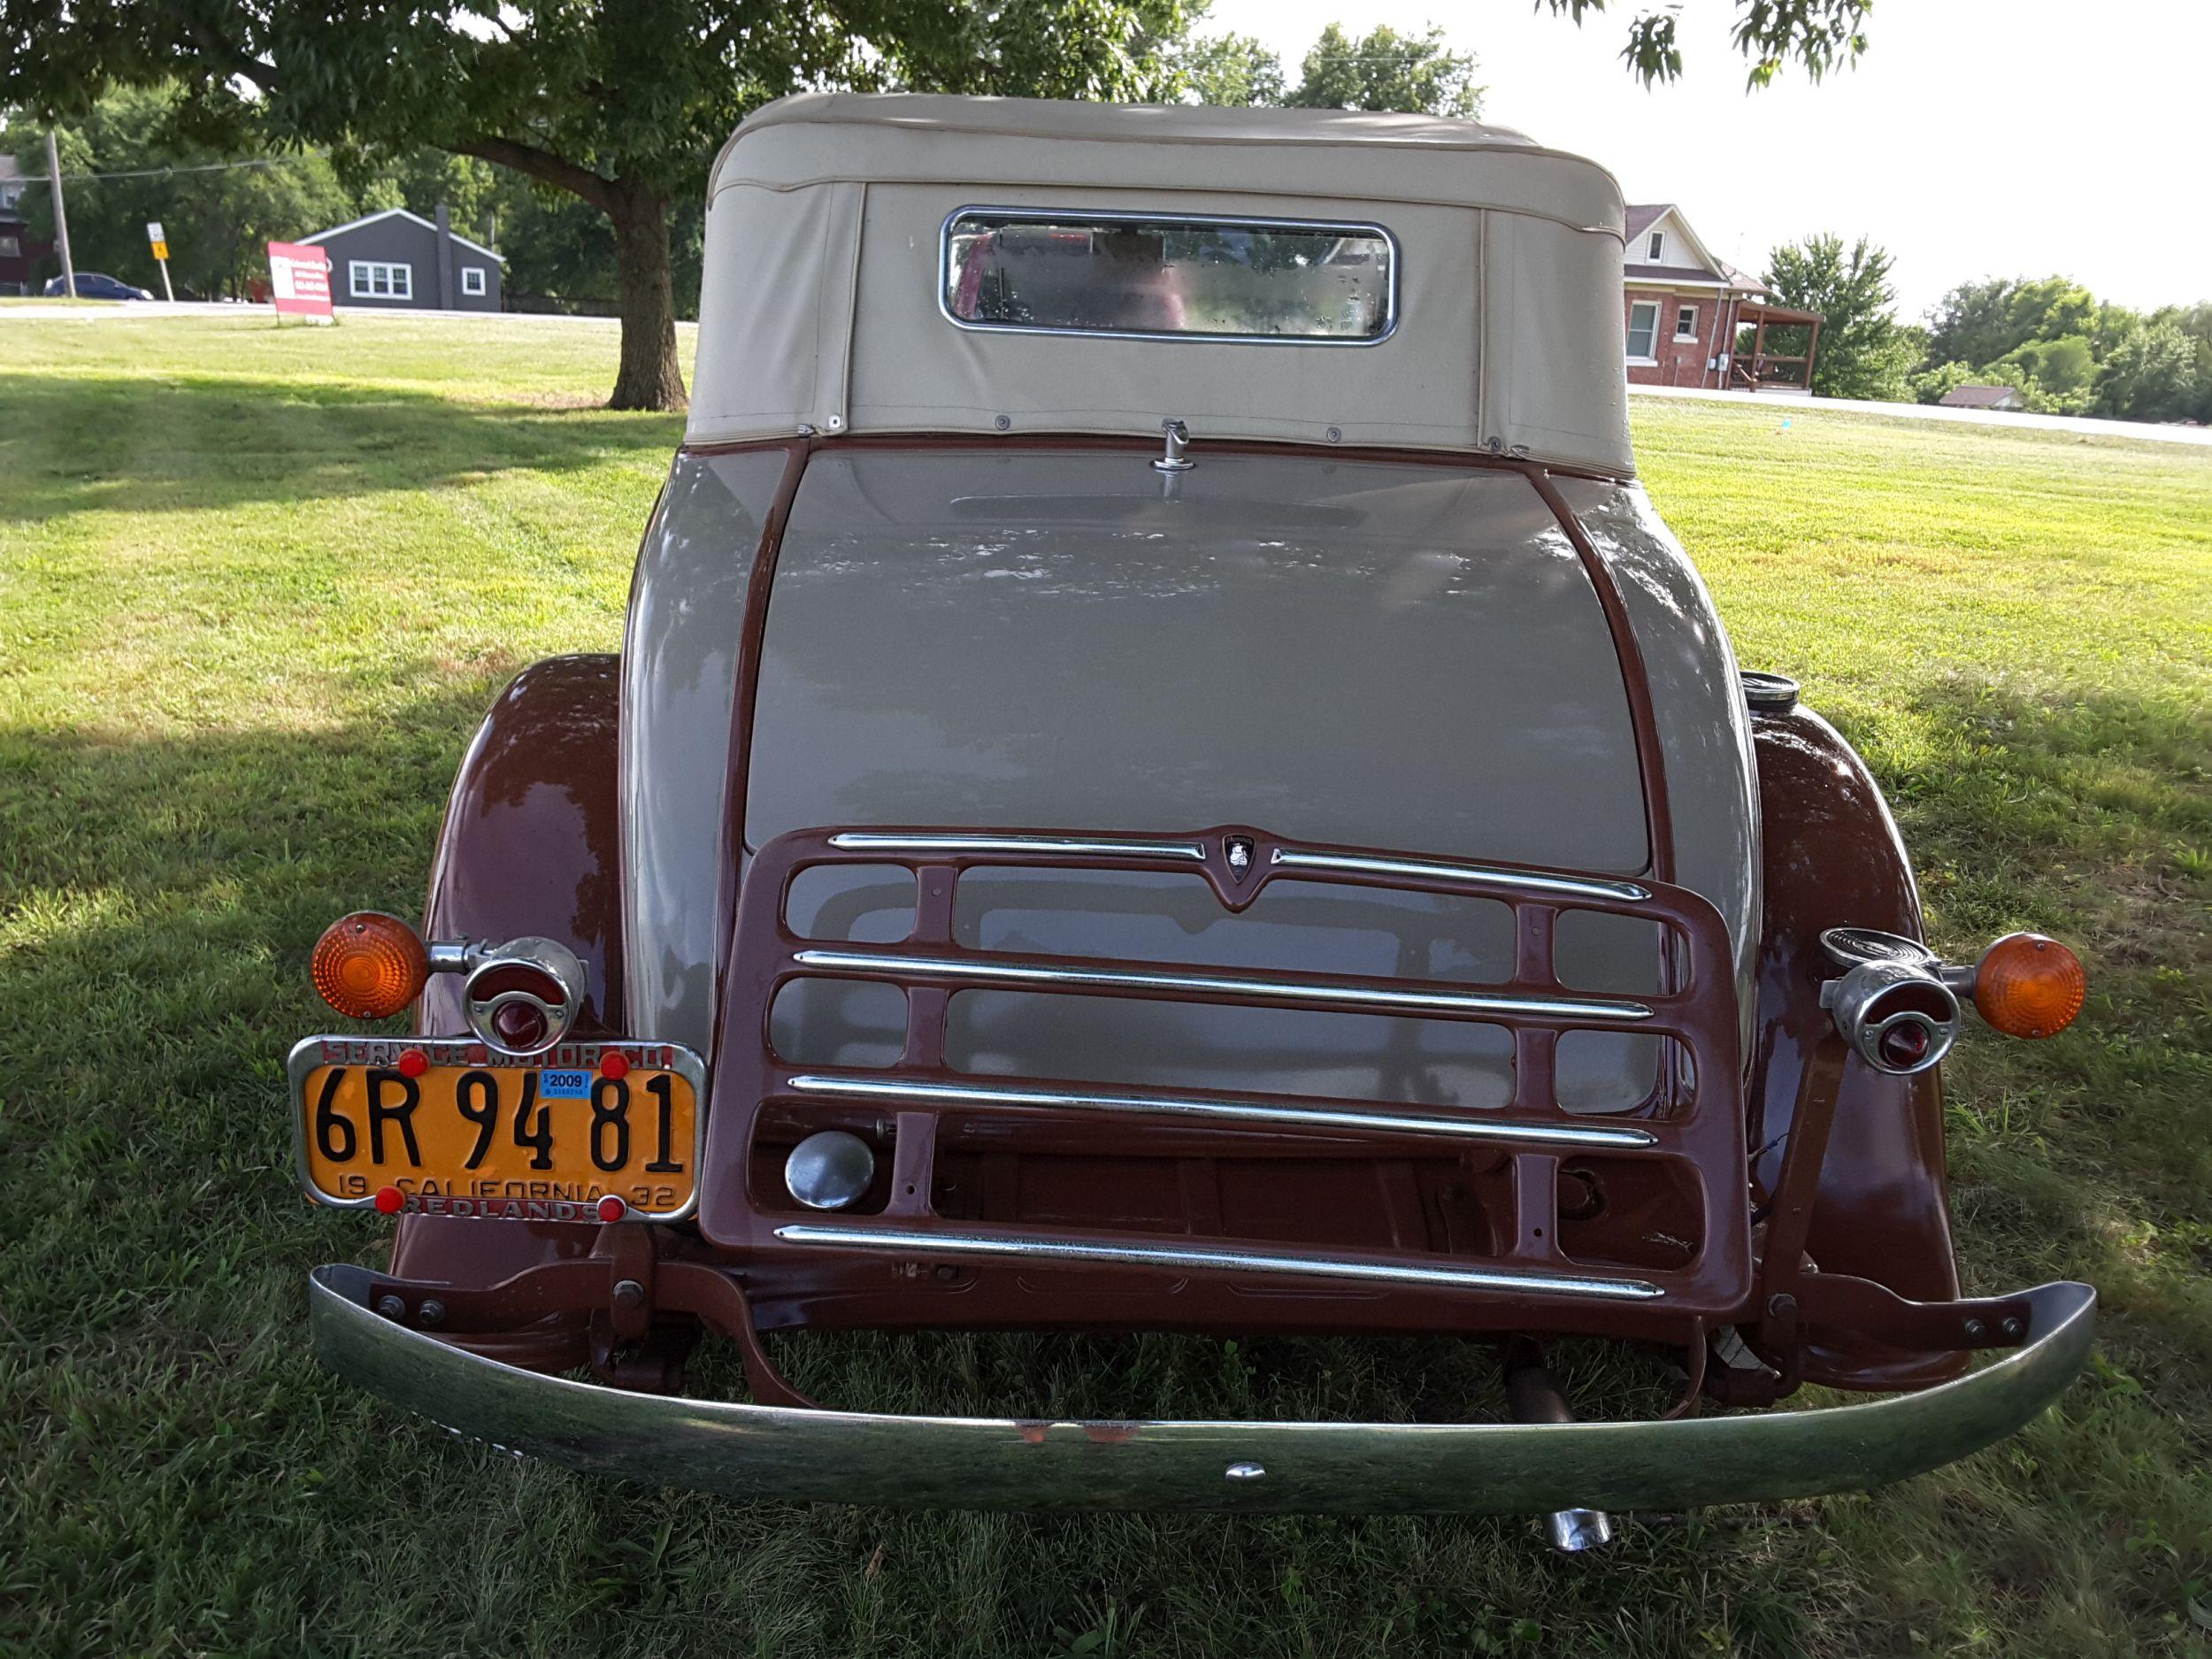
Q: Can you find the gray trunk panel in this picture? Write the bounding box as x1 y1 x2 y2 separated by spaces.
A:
746 449 1648 870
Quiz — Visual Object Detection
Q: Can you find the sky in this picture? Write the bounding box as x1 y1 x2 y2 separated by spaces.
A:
1199 0 2212 321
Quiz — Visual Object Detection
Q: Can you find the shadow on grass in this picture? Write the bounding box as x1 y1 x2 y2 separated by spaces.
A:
0 370 676 521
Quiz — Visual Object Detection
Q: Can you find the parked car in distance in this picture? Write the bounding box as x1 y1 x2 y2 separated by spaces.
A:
44 271 153 300
285 94 2095 1541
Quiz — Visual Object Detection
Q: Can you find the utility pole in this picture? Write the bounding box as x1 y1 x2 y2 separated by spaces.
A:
44 127 76 299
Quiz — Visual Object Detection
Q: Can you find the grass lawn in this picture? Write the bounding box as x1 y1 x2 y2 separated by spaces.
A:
3 311 2208 1658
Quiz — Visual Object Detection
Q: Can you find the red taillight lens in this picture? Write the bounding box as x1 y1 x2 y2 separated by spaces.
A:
492 1000 549 1049
1974 933 2086 1039
1878 1020 1932 1070
311 912 429 1020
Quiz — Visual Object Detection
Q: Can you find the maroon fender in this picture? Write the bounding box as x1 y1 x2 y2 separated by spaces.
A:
389 654 625 1353
1751 704 1964 1390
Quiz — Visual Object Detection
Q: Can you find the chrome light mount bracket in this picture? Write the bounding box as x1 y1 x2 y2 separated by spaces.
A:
1153 418 1194 473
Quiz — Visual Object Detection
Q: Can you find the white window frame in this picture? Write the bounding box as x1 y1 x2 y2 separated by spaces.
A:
1674 303 1700 341
347 259 412 301
0 234 19 259
461 265 487 296
1626 301 1660 363
1647 230 1666 262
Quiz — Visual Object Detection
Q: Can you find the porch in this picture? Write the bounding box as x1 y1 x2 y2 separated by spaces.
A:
1729 301 1824 393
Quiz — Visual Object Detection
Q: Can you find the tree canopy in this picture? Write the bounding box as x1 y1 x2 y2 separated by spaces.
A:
12 82 353 299
1181 23 1479 117
1917 276 2212 421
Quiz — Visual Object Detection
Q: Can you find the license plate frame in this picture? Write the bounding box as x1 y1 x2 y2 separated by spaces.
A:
287 1035 706 1222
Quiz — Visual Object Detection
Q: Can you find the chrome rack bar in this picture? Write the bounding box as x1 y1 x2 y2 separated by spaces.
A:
1270 847 1650 903
826 832 1209 862
783 1071 1659 1150
790 949 1656 1024
773 1224 1668 1302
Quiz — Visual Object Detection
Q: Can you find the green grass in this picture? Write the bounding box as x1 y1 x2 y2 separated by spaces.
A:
4 313 2208 1657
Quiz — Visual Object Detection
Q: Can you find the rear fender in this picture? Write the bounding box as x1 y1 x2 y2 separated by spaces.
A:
1752 704 1962 1389
390 654 625 1328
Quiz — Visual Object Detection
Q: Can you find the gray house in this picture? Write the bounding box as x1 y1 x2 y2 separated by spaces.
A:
298 204 503 311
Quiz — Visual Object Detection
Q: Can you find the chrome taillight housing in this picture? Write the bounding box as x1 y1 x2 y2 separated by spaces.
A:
462 937 588 1056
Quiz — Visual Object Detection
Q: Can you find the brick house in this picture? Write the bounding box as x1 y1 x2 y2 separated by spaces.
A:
1623 204 1820 393
0 157 54 296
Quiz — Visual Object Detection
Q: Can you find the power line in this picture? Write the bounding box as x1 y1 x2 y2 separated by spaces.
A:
18 150 334 185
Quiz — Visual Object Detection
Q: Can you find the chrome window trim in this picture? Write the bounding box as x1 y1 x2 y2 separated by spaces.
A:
938 204 1402 349
826 831 1208 863
775 1224 1667 1301
1268 847 1650 903
783 1071 1660 1149
789 947 1656 1023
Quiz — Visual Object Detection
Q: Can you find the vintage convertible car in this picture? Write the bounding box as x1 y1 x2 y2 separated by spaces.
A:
290 95 2093 1540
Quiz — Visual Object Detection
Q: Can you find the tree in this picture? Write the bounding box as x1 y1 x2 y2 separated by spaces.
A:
1924 274 2101 371
1288 25 1481 119
2 1 1191 411
1763 232 1914 401
2094 321 2203 424
13 83 355 298
1995 334 2096 396
1179 32 1286 106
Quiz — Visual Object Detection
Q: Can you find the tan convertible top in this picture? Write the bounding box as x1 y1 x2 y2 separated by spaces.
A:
690 94 1636 474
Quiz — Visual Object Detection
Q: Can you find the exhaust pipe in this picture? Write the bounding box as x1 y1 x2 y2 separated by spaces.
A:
1820 956 1961 1075
1502 1341 1615 1553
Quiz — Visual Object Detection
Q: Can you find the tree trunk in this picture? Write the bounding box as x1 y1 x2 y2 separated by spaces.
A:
607 184 687 413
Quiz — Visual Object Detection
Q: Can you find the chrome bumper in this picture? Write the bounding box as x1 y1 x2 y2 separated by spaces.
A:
309 1266 2093 1514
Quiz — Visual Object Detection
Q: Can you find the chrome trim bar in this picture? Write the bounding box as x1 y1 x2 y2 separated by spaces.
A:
790 948 1655 1024
1270 848 1650 904
783 1072 1659 1149
825 832 1209 863
773 1224 1667 1302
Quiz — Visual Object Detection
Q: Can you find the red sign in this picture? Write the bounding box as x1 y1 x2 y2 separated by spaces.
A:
266 241 333 317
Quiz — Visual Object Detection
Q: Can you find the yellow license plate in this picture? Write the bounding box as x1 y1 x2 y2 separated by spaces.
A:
288 1037 703 1221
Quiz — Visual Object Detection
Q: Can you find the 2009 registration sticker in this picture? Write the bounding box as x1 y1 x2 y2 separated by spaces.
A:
288 1036 705 1221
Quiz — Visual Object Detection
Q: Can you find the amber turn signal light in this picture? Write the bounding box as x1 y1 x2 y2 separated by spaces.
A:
1972 933 2085 1040
311 911 431 1020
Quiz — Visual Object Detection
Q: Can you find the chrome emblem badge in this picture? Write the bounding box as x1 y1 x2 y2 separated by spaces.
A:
1224 834 1256 877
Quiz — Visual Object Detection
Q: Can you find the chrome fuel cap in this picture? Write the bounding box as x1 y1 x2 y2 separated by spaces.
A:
785 1131 877 1210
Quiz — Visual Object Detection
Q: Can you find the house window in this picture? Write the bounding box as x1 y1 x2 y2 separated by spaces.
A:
0 234 19 258
461 266 487 296
1647 231 1665 262
1675 304 1700 340
348 259 412 300
1626 302 1659 361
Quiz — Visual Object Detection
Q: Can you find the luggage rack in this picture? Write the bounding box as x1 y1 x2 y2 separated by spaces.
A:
701 826 1755 1341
